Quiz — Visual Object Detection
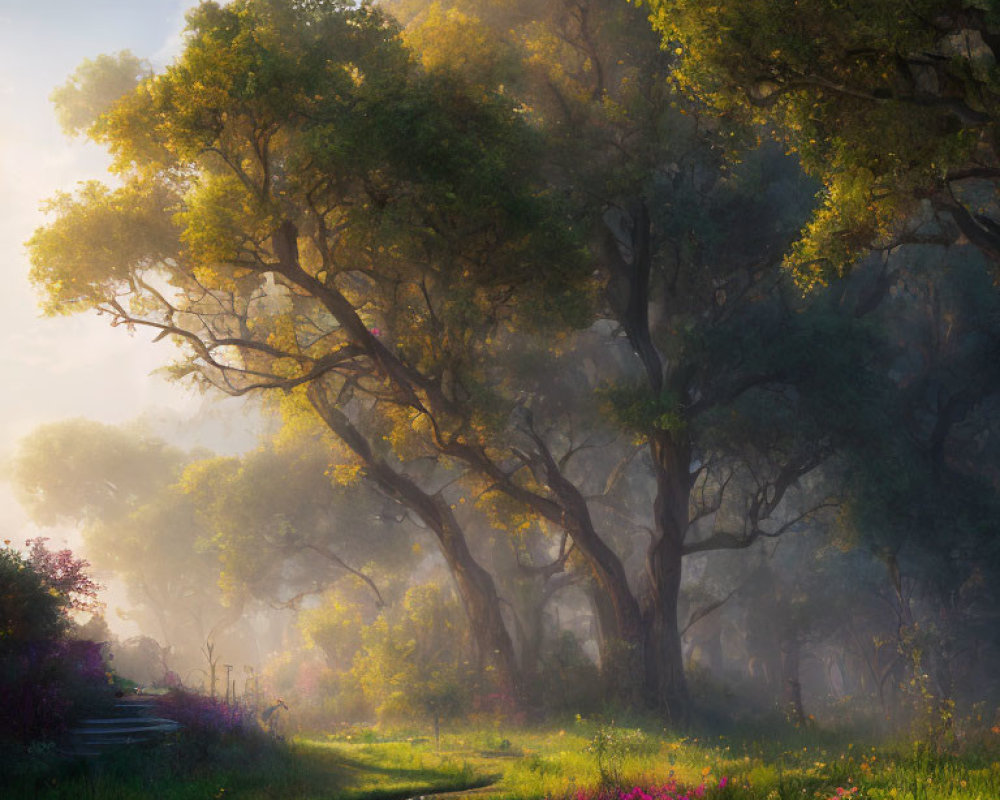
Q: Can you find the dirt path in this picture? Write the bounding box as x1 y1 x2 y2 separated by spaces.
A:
406 784 499 800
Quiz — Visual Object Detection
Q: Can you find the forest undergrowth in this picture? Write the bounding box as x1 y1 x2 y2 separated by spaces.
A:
9 718 1000 800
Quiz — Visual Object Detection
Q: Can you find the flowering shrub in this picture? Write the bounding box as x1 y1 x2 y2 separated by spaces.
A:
556 776 730 800
25 537 102 614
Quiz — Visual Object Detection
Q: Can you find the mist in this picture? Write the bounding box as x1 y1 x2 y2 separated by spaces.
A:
3 2 1000 799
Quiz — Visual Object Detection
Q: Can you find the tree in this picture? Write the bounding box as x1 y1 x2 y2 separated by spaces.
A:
10 417 188 527
24 537 103 617
0 546 66 649
10 420 234 666
837 250 1000 719
179 430 415 610
389 1 1000 727
50 51 151 136
642 0 1000 281
28 0 596 704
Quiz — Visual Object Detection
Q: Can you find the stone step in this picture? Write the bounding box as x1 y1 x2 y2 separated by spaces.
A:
60 701 181 759
73 723 180 735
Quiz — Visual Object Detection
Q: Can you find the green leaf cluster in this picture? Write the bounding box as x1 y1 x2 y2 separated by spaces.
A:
598 382 685 436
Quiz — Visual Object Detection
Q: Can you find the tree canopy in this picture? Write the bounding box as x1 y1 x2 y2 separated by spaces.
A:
643 0 1000 282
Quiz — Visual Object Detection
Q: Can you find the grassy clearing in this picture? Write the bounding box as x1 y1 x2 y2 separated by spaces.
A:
315 720 1000 800
7 722 1000 799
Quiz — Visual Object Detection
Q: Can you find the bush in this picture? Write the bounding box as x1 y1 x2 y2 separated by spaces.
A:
537 630 602 715
0 544 110 748
586 725 658 787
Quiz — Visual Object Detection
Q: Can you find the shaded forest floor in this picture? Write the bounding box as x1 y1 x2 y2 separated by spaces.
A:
7 721 1000 799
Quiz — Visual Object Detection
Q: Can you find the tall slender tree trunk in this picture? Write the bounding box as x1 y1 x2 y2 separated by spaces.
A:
584 579 643 705
509 570 575 711
527 437 647 706
572 546 646 707
589 581 620 672
432 502 523 702
687 611 724 674
516 608 544 702
780 634 806 725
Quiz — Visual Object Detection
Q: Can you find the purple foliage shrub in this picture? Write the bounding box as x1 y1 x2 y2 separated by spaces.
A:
156 689 255 736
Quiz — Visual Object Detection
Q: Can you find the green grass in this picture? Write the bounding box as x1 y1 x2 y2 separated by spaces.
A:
7 722 1000 799
2 734 485 800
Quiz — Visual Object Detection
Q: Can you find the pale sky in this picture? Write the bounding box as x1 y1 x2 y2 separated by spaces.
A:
0 2 258 549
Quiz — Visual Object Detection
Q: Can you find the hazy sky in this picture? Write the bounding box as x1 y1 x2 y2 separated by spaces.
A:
0 1 258 544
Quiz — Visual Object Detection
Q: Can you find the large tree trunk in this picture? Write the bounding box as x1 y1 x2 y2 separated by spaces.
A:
643 431 693 725
308 390 524 706
643 537 690 724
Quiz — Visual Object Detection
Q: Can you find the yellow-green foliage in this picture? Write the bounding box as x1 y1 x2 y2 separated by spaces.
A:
27 180 181 314
299 593 366 672
404 3 516 91
178 172 274 273
642 0 997 283
352 583 476 725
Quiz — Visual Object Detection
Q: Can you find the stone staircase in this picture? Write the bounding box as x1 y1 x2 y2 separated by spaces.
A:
62 696 181 757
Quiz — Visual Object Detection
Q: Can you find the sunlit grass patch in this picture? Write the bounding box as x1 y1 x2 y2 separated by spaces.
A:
327 723 1000 800
295 737 491 799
